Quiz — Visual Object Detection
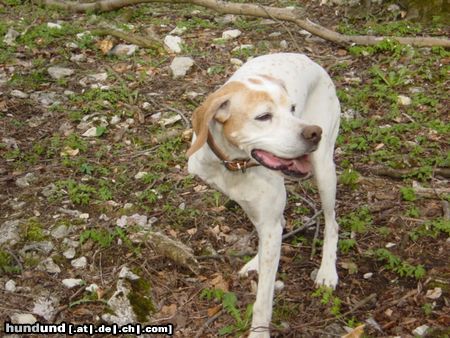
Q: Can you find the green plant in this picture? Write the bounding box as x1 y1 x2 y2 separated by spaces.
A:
422 303 433 316
80 226 130 248
374 248 426 279
339 207 372 234
0 250 21 274
200 288 252 336
400 187 416 201
311 286 341 317
409 218 450 241
57 179 96 205
338 238 357 254
339 168 360 189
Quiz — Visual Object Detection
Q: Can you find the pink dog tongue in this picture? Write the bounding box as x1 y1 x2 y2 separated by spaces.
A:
254 150 311 174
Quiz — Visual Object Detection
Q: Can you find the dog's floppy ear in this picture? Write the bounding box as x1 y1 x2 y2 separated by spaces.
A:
186 84 236 157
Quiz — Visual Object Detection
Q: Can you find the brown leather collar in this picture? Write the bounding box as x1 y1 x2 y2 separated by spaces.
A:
207 130 259 173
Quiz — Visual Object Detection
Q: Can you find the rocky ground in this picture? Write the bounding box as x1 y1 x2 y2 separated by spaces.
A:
0 1 449 337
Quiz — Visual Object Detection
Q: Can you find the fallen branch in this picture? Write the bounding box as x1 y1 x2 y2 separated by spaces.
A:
92 27 161 49
194 309 224 338
282 210 323 241
412 181 450 199
356 165 450 179
41 0 450 48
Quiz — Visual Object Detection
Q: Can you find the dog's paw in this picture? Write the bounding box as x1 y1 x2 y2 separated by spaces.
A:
314 266 338 289
238 255 259 277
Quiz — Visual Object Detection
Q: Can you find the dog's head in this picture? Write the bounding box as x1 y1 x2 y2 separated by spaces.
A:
187 75 322 177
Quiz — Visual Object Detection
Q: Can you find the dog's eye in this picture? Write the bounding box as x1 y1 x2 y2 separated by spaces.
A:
290 104 296 113
255 113 273 121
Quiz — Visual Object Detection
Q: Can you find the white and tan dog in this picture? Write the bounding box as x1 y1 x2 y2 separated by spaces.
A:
187 53 340 337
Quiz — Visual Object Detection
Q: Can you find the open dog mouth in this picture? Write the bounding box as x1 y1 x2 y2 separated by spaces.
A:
251 149 312 177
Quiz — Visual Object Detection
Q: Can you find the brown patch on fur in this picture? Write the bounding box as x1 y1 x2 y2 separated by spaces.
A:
186 81 275 156
249 78 263 85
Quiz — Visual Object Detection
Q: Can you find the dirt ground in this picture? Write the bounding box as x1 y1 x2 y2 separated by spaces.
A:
0 1 449 337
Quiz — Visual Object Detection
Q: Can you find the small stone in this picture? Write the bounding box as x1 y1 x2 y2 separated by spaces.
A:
160 115 182 126
214 14 236 24
15 173 36 188
79 213 89 219
70 54 86 62
310 268 318 282
164 35 183 53
10 313 37 324
0 220 21 245
385 242 396 248
230 58 243 67
3 28 20 46
274 280 285 291
363 272 373 279
123 203 133 209
63 247 76 259
170 56 194 79
109 44 139 56
11 90 29 98
269 32 282 37
134 171 148 180
387 4 400 12
397 95 412 106
169 26 187 35
62 278 84 288
71 256 87 269
110 115 121 125
280 40 288 49
47 22 62 29
40 258 61 274
5 280 16 292
22 241 54 255
51 224 71 239
142 102 151 111
150 112 161 122
412 325 429 336
86 283 99 293
119 266 140 280
222 29 242 40
82 126 98 137
99 214 110 221
48 66 75 80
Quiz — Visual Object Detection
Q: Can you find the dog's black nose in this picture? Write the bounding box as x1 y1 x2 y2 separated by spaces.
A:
301 125 322 145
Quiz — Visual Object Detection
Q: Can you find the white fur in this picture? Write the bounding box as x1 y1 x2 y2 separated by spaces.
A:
188 53 340 337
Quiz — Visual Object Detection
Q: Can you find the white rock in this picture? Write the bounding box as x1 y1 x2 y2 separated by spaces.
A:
5 280 16 292
169 26 187 35
274 280 285 291
0 220 20 245
82 126 98 137
63 247 76 259
70 54 86 62
397 95 412 106
280 40 288 49
123 202 133 209
86 283 99 292
10 313 37 324
51 224 71 239
16 173 36 188
299 29 312 37
363 272 373 279
32 296 58 320
40 258 61 274
102 280 137 325
160 115 182 126
425 287 442 300
3 28 20 46
214 14 236 24
79 213 89 219
222 29 242 40
119 266 140 280
134 171 148 180
150 112 161 122
110 115 121 125
412 325 429 336
71 256 87 269
170 56 194 78
142 102 151 110
11 90 29 98
47 22 62 29
62 278 84 288
164 35 183 53
387 4 400 12
269 32 282 37
48 66 75 80
385 242 396 248
90 72 108 82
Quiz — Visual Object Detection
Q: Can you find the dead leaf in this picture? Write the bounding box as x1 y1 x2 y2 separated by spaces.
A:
207 305 222 317
208 273 229 291
97 38 114 54
160 303 177 317
342 324 365 338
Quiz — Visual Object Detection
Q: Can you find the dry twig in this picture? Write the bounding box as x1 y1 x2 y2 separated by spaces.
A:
41 0 450 47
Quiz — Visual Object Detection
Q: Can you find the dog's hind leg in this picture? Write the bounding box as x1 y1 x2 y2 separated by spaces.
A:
310 148 339 289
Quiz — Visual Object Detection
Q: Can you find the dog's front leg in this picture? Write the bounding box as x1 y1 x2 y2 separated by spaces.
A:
249 219 283 338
